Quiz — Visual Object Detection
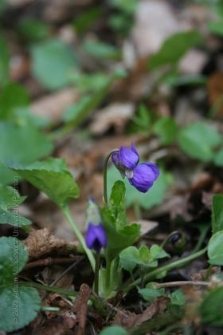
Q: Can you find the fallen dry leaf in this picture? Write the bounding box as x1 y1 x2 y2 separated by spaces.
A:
90 103 135 135
132 0 180 57
113 297 169 331
23 228 76 259
207 72 223 118
31 88 79 123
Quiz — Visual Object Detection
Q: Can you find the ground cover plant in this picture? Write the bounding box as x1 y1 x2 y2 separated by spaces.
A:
1 0 223 334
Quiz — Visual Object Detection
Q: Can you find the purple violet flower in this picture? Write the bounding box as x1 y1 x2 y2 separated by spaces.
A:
112 143 139 177
86 223 107 253
85 199 107 253
112 143 160 193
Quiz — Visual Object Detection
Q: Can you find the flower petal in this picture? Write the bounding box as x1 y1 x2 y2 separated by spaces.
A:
85 223 107 252
118 144 139 170
129 163 160 193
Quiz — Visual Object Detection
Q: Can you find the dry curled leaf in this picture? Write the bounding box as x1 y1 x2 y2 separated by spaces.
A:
113 297 169 331
23 228 76 259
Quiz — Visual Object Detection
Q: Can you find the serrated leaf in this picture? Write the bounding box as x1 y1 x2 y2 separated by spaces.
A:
0 237 28 283
6 158 79 208
31 39 77 90
208 231 223 265
0 210 31 227
178 122 222 162
200 287 223 326
149 30 201 69
0 121 53 185
212 194 223 234
0 184 24 210
0 286 41 332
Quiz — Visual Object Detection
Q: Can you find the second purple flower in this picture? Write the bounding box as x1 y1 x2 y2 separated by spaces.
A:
112 143 159 193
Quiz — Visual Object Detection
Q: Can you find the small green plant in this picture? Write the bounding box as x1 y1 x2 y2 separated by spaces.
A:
2 143 223 333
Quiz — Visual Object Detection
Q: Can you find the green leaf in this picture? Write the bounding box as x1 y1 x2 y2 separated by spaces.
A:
109 181 127 227
153 117 178 145
149 30 201 69
0 237 28 283
18 18 49 41
177 122 222 162
0 121 53 184
119 246 140 271
165 74 207 87
213 147 223 166
63 72 120 128
83 40 120 59
132 104 151 132
0 33 9 85
208 231 223 265
208 20 223 36
0 184 31 227
110 0 137 14
99 325 129 335
0 184 25 210
31 39 77 90
170 289 185 306
102 207 140 261
6 158 80 208
138 286 165 302
150 244 170 260
212 194 223 234
0 82 29 119
199 287 223 326
0 286 41 332
74 7 102 34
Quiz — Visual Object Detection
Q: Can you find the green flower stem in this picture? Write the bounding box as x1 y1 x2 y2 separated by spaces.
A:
63 205 95 271
20 281 77 297
123 247 207 294
94 252 100 295
103 149 118 206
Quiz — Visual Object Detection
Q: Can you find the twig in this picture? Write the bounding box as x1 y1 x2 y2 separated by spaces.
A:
154 281 211 289
24 256 82 269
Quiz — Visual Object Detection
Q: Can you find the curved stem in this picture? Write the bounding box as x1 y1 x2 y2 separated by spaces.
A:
123 247 207 294
160 231 182 248
63 206 95 271
103 149 118 206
